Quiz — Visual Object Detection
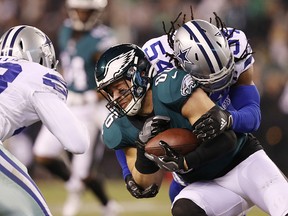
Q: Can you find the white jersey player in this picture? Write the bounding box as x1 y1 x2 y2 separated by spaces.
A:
0 25 89 216
33 1 122 216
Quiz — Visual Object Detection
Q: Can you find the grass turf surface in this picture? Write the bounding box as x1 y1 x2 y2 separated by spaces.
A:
37 179 268 216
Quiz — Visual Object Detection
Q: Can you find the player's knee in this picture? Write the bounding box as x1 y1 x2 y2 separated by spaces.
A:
172 198 207 216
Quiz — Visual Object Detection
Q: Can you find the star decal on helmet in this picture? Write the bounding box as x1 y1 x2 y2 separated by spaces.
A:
177 47 190 65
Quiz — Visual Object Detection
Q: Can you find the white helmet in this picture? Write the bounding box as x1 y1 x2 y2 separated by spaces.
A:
174 19 234 92
0 25 57 69
66 0 108 31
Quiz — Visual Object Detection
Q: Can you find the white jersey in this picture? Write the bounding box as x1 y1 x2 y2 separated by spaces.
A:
142 28 254 83
142 34 175 74
225 27 255 84
0 57 89 154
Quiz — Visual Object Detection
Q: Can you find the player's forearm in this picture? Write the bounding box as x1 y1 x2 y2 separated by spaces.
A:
132 168 164 189
229 84 261 132
185 130 237 169
32 92 90 154
125 147 163 189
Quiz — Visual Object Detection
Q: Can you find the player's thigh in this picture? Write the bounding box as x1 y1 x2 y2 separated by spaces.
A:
0 145 52 216
33 125 62 157
226 150 288 215
172 181 251 216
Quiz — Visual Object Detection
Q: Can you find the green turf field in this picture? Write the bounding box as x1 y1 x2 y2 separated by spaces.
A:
37 179 269 216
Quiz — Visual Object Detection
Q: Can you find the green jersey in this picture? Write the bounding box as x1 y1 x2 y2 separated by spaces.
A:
103 68 261 183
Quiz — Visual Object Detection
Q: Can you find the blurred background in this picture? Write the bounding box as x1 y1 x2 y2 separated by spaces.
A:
1 0 288 215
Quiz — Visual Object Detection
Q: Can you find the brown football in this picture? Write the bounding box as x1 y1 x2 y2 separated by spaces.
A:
145 128 199 156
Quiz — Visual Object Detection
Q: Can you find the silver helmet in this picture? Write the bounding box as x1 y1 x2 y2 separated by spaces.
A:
66 0 107 31
0 25 57 69
174 19 234 92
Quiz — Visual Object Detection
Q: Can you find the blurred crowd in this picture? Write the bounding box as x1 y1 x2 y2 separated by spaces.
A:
1 0 288 174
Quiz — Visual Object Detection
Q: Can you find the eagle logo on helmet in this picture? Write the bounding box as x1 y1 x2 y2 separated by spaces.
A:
105 49 136 78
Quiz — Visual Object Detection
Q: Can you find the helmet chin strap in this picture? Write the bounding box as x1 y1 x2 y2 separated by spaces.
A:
126 65 155 116
125 95 144 116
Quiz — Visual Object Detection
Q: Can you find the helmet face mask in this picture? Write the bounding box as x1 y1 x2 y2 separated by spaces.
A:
103 78 141 117
0 25 57 69
174 19 235 93
66 0 108 31
95 44 155 117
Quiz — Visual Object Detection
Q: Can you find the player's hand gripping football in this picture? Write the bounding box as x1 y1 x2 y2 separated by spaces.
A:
145 140 191 174
136 115 170 149
193 105 233 142
125 174 158 198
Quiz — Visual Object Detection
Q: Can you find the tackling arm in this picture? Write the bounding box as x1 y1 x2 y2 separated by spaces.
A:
229 66 261 132
180 87 237 170
31 92 90 154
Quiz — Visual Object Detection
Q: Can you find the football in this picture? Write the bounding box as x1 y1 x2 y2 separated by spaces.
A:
145 128 199 156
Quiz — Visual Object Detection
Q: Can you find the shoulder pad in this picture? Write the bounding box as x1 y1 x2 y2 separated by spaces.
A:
153 69 197 109
102 113 137 150
224 28 255 81
142 34 175 74
225 28 254 60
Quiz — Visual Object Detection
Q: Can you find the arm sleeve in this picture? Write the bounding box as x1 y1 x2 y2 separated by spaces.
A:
185 130 237 169
229 85 261 132
115 149 131 179
31 92 90 154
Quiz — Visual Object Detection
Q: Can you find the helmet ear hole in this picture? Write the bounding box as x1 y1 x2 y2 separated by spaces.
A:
39 57 43 66
19 40 24 50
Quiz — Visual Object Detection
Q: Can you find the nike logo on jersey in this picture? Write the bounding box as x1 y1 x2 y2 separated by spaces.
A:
172 71 178 79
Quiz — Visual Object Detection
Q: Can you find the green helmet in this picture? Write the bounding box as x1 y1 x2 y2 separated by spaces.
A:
95 43 155 117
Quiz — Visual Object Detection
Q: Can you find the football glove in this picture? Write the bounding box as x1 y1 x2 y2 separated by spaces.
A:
136 115 170 149
145 140 191 174
125 174 159 199
193 105 233 142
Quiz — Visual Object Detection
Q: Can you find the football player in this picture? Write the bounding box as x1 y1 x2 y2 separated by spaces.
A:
0 25 89 216
32 0 121 216
95 18 288 215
